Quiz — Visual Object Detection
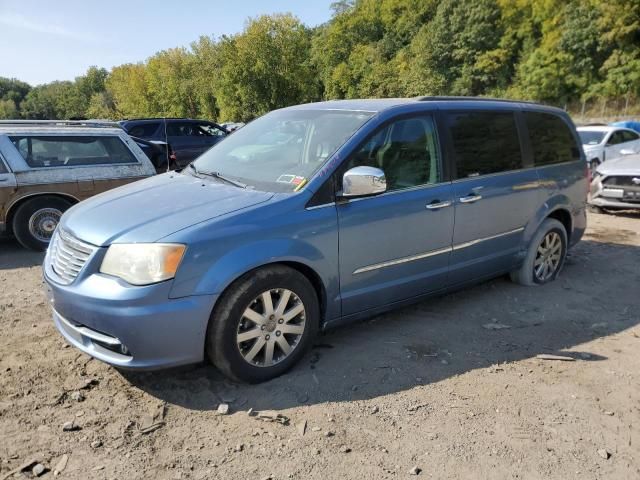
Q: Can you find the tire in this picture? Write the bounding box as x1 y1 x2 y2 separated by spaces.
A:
12 196 71 251
510 218 568 287
207 265 319 383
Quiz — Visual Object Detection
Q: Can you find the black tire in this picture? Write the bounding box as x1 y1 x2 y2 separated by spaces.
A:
12 196 71 251
510 218 568 287
207 265 319 383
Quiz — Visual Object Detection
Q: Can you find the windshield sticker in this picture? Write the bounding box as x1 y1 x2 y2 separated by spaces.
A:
277 174 306 185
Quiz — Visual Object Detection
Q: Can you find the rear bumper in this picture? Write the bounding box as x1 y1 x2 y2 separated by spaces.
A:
44 263 216 370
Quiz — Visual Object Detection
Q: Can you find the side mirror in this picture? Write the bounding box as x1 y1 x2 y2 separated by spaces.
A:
341 166 387 197
620 149 635 156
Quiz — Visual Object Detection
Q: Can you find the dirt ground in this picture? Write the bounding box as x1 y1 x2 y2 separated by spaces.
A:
0 211 639 480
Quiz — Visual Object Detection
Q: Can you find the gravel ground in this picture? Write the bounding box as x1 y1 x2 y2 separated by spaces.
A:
0 211 639 480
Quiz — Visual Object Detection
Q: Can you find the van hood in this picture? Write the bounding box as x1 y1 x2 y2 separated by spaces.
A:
597 154 640 177
60 172 273 246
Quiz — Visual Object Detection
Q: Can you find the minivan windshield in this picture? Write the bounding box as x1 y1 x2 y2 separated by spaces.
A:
578 130 606 146
191 109 374 192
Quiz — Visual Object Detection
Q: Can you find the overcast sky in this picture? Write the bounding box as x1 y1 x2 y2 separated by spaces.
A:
0 0 333 86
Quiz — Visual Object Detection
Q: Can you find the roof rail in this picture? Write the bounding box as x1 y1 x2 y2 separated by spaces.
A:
416 96 541 105
0 120 122 128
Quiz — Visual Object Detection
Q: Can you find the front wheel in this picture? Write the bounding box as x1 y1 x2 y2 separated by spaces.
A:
510 218 568 286
207 265 319 383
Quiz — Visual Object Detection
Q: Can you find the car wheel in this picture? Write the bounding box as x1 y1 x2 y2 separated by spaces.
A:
510 218 568 287
12 196 71 251
207 265 319 383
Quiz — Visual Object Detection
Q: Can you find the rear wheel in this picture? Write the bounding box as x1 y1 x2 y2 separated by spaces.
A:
12 196 71 251
510 219 567 286
207 265 319 383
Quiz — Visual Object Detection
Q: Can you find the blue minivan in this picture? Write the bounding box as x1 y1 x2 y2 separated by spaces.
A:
44 98 587 383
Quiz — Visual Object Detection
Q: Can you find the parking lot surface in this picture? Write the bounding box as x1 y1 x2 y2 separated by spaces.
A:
1 211 639 479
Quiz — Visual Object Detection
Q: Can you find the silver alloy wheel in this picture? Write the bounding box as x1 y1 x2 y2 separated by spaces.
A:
533 231 562 282
236 288 306 367
28 208 62 243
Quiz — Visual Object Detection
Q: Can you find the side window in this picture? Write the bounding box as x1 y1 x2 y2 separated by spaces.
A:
198 123 226 137
448 111 522 178
0 157 8 174
524 112 580 166
128 123 160 138
166 122 192 136
621 130 639 143
608 131 625 145
344 115 441 191
8 136 138 168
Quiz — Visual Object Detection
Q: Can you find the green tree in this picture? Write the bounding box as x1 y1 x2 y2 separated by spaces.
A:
216 14 321 121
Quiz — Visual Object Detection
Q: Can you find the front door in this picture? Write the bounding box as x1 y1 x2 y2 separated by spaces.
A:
337 114 455 316
445 110 539 284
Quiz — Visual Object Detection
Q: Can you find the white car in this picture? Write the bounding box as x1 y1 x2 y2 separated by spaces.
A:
577 125 640 170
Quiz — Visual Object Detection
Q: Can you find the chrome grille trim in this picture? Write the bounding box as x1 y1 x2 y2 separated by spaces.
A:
48 229 97 284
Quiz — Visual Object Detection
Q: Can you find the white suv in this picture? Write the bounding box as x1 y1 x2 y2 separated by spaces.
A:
577 125 640 170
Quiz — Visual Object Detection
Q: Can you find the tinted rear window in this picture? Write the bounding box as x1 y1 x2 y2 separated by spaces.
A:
127 123 160 138
525 112 580 166
448 111 523 178
9 136 138 168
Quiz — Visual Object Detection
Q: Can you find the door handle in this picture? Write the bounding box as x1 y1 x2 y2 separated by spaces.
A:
459 194 482 204
426 200 452 210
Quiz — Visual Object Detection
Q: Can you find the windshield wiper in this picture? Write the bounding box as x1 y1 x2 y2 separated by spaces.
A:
197 168 247 189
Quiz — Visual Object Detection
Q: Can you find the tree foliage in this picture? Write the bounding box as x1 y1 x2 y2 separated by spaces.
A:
1 2 639 121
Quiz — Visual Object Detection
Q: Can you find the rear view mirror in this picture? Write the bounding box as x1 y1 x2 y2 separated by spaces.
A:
341 166 387 197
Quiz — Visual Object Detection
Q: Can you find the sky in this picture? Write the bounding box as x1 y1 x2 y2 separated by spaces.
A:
0 0 333 86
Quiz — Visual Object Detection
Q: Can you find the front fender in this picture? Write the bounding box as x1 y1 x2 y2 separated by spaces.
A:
194 239 325 295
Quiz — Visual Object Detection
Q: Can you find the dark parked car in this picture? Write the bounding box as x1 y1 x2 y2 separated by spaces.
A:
119 118 228 168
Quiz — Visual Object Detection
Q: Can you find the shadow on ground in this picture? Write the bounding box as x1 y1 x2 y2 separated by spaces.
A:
0 238 44 270
122 238 640 412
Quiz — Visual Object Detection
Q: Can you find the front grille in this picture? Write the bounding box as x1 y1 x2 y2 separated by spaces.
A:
48 229 97 284
603 176 640 187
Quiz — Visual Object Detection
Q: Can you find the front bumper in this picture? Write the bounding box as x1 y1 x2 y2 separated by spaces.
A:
589 196 640 210
589 176 640 210
44 255 216 370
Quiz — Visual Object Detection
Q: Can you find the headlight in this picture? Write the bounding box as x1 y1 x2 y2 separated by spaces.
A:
100 243 186 286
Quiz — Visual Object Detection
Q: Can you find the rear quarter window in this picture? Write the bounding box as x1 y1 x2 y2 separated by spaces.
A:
9 135 138 168
447 111 523 178
525 112 580 166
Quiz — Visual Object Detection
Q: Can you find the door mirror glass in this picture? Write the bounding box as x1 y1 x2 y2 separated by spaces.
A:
341 166 387 197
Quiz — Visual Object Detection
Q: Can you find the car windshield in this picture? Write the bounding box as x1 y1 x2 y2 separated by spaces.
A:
190 109 374 192
578 130 606 146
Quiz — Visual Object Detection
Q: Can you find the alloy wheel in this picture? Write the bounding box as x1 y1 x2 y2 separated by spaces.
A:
533 231 562 282
236 288 306 367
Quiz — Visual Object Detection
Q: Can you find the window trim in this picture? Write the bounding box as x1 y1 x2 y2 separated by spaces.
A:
444 109 526 181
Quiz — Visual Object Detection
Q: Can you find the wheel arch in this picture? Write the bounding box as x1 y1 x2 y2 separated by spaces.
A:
5 192 79 235
546 207 572 243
